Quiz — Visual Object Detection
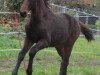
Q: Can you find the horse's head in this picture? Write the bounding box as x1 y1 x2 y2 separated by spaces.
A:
20 0 49 18
20 0 31 18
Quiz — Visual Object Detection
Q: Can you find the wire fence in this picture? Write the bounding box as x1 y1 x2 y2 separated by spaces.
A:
51 4 100 27
0 48 100 54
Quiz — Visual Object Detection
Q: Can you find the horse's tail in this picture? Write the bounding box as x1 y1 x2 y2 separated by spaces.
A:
79 21 94 42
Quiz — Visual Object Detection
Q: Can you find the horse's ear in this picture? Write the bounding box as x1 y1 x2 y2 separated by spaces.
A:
44 0 49 8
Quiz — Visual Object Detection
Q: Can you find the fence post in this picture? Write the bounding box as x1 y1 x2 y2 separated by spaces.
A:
85 15 89 25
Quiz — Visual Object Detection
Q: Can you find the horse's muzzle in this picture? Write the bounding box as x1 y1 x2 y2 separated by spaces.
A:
20 11 27 18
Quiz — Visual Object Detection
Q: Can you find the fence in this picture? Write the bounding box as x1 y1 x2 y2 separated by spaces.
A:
51 4 100 25
51 4 100 36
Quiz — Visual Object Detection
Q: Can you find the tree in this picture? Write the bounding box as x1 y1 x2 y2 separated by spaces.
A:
7 0 23 12
0 0 9 11
95 0 100 16
95 19 100 36
96 19 100 29
52 0 84 6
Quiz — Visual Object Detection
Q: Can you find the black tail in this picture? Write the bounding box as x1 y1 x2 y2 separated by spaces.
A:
79 21 94 42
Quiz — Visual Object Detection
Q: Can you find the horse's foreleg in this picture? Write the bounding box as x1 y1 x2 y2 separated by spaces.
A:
12 49 27 75
12 38 33 75
26 39 49 75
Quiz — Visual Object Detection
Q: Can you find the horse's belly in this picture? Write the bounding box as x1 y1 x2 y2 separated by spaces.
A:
50 32 68 47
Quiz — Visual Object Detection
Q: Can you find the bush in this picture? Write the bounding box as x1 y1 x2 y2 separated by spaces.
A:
95 19 100 29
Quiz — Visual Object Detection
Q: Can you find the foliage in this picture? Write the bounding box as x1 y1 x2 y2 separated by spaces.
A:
0 0 100 15
52 0 84 6
95 0 100 15
0 0 9 11
95 19 100 29
52 0 99 15
7 0 23 11
0 0 23 12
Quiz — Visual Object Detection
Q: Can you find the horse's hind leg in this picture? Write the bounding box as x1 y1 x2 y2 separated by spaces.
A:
12 38 33 75
55 45 64 59
59 37 78 75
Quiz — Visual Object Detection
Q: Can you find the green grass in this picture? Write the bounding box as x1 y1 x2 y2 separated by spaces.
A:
0 35 100 75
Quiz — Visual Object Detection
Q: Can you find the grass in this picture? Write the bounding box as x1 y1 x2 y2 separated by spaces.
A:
0 34 100 75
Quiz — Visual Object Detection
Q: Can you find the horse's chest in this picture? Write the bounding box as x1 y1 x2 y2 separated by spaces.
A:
26 27 41 42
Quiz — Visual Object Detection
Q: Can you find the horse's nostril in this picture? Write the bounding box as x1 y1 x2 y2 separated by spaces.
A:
20 11 27 18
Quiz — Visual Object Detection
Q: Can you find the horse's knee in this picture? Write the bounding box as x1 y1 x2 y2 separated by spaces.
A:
29 50 37 58
18 51 26 61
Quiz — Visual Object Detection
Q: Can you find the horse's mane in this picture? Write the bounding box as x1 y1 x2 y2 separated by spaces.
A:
29 0 49 8
44 0 49 8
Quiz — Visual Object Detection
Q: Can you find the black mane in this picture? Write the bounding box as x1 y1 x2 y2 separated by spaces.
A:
29 0 49 9
44 0 49 8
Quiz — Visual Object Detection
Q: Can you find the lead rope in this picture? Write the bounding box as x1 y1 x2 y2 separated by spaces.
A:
14 12 27 75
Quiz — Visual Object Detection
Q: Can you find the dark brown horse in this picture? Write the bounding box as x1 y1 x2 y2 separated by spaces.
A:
12 0 94 75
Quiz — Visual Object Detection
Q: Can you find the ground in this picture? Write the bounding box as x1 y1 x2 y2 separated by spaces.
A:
0 35 100 75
